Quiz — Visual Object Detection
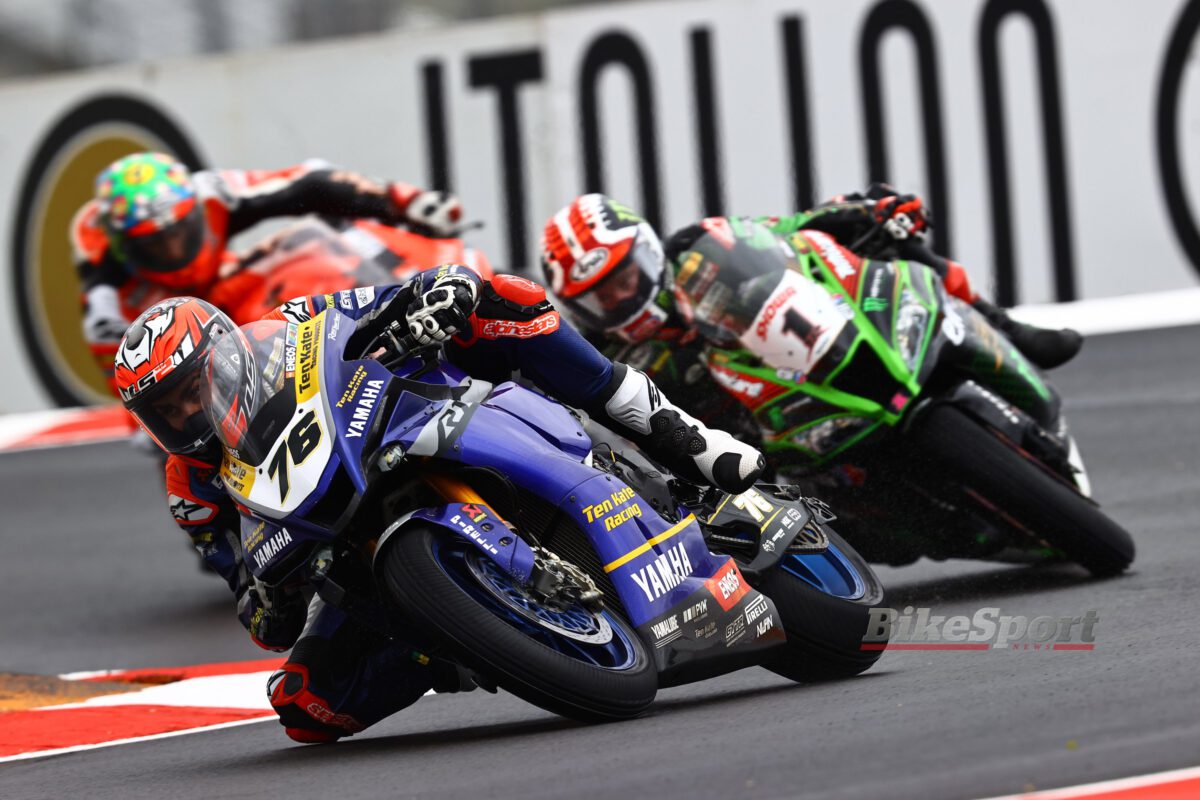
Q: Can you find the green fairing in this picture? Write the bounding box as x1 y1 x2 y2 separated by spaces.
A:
665 214 1052 467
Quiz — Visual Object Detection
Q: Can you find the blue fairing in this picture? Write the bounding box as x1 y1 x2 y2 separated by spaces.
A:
249 309 871 631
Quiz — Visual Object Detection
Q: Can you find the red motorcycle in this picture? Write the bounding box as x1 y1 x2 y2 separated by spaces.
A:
209 218 495 324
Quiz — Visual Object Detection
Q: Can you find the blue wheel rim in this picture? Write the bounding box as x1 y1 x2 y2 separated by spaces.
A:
781 543 868 601
430 536 641 671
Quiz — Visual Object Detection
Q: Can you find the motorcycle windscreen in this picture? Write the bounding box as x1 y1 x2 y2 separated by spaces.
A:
239 218 395 286
204 318 294 464
672 223 796 347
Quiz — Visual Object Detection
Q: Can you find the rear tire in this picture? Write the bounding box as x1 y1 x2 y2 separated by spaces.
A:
382 524 657 722
760 527 889 683
910 404 1134 577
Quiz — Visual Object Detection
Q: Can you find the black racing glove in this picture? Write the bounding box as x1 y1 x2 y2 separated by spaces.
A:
872 192 931 242
237 578 307 652
405 271 479 344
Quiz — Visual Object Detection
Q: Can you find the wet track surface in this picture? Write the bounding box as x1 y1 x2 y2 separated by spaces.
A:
2 325 1198 799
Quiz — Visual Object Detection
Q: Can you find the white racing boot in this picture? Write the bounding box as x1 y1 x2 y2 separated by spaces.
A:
594 364 764 494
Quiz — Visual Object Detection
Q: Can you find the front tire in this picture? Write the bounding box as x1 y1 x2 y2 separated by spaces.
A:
382 524 657 722
910 404 1134 577
759 527 889 682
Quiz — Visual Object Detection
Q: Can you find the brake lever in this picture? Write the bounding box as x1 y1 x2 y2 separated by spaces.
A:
401 220 485 240
849 220 887 254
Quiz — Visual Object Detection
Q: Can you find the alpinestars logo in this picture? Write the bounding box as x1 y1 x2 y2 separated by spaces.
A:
168 493 214 524
277 298 312 324
478 312 560 339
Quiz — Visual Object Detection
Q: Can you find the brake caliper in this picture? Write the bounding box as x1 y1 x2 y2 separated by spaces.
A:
528 547 604 612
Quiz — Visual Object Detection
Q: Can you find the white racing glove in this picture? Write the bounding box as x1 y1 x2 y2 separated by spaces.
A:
405 271 479 344
389 183 463 237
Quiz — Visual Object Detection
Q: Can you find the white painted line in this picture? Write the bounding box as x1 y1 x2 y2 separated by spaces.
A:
1010 287 1200 336
57 669 123 681
2 288 1197 448
0 716 275 765
41 672 276 711
976 763 1200 799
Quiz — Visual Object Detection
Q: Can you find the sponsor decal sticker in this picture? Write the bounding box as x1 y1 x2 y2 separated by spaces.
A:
220 453 255 496
251 528 293 570
705 560 750 612
649 614 682 648
168 494 214 524
808 230 858 279
242 520 267 551
581 486 643 531
570 248 610 284
729 488 776 523
478 312 560 339
294 317 322 403
449 508 500 554
629 542 693 603
336 365 367 408
344 378 384 439
755 285 798 339
682 597 709 624
744 594 769 626
725 615 746 645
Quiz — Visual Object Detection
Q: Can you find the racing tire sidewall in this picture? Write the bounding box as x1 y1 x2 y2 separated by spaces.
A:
382 524 657 722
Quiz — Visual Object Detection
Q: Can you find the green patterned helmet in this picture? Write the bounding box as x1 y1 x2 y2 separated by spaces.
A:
94 152 207 283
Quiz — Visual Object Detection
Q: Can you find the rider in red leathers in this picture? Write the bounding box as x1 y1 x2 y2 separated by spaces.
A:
72 151 463 395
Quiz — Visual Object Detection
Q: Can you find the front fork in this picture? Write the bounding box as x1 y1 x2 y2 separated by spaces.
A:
421 472 604 610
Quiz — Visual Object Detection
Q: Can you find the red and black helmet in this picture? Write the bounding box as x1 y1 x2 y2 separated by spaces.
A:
114 297 236 455
539 194 671 343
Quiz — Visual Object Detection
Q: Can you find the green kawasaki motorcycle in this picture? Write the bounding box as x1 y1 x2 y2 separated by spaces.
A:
671 220 1134 577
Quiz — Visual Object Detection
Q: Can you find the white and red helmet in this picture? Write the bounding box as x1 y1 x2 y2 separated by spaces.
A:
539 194 671 342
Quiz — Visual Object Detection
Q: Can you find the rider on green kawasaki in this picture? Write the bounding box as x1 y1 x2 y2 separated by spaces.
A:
537 186 1081 434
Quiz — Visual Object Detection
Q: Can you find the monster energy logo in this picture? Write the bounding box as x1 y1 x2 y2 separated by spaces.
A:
609 201 643 223
863 298 889 312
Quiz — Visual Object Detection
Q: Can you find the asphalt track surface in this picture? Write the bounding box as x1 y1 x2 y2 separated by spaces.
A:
2 325 1198 800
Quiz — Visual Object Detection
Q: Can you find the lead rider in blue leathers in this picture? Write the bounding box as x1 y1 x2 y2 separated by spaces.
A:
114 264 765 743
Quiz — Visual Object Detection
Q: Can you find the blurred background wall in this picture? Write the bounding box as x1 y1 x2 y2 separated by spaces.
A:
0 0 1197 411
0 0 637 79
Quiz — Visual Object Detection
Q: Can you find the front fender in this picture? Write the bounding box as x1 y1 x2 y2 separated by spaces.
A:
374 502 537 584
908 380 1076 483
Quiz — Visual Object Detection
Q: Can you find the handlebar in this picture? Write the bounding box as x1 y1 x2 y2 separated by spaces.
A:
362 320 442 370
401 219 486 241
848 220 890 255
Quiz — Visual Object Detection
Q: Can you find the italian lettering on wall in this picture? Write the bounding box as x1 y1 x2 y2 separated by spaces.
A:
3 0 1198 410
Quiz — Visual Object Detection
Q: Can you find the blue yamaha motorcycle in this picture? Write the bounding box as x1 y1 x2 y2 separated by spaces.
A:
206 308 887 722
